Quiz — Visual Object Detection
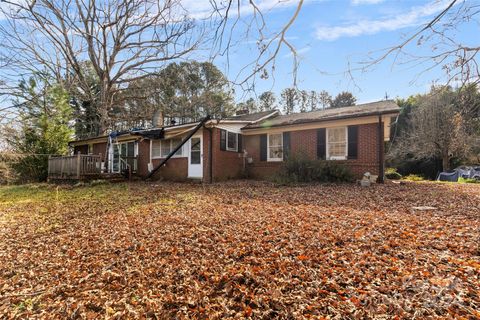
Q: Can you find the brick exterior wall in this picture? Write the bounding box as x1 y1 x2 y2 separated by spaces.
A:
151 157 189 181
92 143 107 161
139 139 189 181
71 121 383 182
145 129 244 182
73 143 106 157
244 123 382 179
73 144 88 155
204 128 244 182
136 139 151 177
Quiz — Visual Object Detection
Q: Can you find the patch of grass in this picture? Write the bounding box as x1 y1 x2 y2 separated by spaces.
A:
385 168 402 180
14 298 38 313
458 177 480 184
403 174 425 181
0 184 54 204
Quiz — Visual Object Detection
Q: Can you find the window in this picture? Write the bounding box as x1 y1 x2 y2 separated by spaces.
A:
152 140 161 158
327 127 347 160
161 140 171 157
152 138 184 158
268 133 283 161
220 129 239 152
170 137 183 157
227 131 238 151
112 141 136 173
190 137 201 164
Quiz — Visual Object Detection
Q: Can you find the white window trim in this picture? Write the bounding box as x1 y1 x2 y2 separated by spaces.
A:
326 127 348 160
110 141 137 173
267 133 283 162
226 131 238 152
151 139 186 159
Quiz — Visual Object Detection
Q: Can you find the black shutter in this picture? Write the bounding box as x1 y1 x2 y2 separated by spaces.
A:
317 128 326 160
237 134 242 153
283 132 291 160
260 134 267 161
347 125 358 159
220 129 226 151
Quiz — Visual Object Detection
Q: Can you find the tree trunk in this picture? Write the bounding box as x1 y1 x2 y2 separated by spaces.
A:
442 153 450 171
98 78 110 135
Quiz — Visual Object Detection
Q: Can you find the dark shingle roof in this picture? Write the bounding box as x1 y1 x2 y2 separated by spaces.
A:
243 100 400 130
224 110 279 122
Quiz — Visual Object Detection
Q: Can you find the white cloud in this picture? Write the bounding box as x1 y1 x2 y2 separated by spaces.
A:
351 0 384 5
181 0 304 20
283 46 311 58
316 0 454 41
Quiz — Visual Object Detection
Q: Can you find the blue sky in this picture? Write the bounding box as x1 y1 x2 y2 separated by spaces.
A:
0 0 471 108
211 0 471 103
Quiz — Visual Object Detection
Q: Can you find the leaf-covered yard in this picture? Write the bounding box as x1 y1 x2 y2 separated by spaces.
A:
0 181 479 319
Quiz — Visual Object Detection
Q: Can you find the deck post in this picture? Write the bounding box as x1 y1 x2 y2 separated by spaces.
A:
76 152 81 179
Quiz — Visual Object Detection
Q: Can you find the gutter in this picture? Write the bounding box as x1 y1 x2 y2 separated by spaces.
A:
378 114 385 183
241 111 400 131
206 127 213 183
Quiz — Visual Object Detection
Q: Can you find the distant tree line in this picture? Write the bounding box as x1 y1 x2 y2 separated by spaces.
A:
237 90 356 115
71 61 235 138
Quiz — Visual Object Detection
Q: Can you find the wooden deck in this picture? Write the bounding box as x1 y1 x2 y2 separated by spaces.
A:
48 153 138 181
48 154 103 180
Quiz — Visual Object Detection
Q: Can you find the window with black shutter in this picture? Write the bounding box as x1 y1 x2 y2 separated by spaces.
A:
347 125 358 159
227 131 238 151
283 132 291 160
237 134 243 153
220 129 226 151
317 128 326 160
260 134 267 161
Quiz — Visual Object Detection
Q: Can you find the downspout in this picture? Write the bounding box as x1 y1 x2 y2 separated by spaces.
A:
378 114 385 183
207 126 213 183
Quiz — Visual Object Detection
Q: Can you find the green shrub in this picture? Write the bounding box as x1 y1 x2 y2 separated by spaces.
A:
277 154 354 183
403 174 424 181
458 177 480 184
385 167 402 180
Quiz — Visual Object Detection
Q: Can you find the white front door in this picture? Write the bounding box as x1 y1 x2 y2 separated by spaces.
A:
188 136 203 178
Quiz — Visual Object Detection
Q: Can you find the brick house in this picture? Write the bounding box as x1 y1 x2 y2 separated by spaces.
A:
66 100 399 182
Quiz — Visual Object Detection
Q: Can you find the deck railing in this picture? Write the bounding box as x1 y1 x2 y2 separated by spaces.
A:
120 156 137 173
48 153 103 179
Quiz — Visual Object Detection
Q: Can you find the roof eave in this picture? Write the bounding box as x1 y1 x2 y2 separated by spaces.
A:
241 110 400 130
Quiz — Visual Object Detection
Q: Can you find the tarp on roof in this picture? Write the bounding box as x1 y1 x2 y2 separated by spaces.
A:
109 130 130 139
130 128 165 140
